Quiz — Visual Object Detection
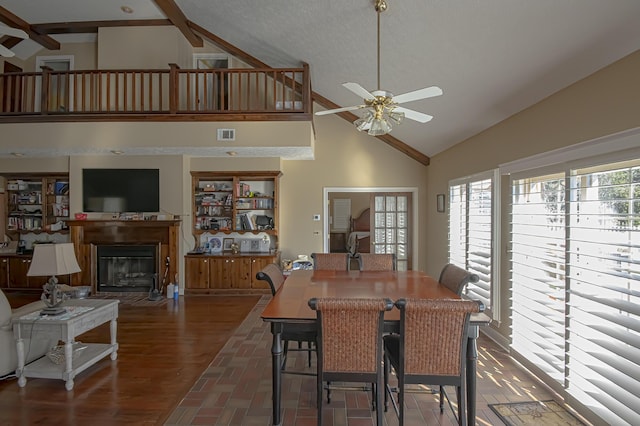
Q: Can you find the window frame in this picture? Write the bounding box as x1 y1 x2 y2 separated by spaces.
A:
448 169 500 322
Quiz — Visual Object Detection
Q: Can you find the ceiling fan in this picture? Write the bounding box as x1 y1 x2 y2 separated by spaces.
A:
0 25 29 58
315 0 442 136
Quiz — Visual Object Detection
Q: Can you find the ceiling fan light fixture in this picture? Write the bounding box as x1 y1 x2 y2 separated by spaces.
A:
368 118 391 136
388 109 405 125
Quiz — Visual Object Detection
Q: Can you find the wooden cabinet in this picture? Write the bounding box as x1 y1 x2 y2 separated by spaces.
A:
185 253 278 293
3 174 70 238
0 255 71 291
0 257 8 289
250 256 275 289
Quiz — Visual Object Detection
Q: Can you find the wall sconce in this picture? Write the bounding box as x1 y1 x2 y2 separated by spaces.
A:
436 194 445 213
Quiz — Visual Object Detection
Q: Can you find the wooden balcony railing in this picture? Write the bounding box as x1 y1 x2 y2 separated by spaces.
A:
0 63 311 122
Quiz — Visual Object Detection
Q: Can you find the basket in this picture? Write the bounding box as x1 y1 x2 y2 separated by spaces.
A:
47 343 87 365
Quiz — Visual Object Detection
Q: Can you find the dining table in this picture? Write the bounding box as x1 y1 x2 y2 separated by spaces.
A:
261 269 491 425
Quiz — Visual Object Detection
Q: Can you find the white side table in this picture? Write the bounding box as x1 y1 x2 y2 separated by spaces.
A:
13 299 119 391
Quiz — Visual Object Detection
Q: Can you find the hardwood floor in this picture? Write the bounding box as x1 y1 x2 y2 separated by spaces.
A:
0 293 260 425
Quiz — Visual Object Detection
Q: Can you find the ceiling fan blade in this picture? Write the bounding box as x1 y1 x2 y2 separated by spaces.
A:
0 26 28 39
342 82 375 100
395 106 433 123
392 86 443 104
0 45 16 58
315 105 366 116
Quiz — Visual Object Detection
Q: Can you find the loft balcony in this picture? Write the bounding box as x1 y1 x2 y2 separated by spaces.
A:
0 63 312 123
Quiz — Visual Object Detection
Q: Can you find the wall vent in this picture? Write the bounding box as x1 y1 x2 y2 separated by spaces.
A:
217 129 236 141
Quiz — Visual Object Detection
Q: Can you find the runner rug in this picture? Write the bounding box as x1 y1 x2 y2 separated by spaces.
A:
488 400 584 425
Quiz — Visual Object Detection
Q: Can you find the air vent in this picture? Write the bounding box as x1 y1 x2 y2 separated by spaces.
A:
217 129 236 141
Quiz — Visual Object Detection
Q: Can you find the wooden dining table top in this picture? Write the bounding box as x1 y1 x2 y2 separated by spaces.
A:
261 269 463 323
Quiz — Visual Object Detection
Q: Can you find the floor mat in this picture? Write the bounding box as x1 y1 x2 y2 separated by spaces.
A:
489 400 584 425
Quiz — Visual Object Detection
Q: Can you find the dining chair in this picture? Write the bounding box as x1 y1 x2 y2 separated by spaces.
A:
383 298 483 426
310 253 350 270
256 264 316 373
438 263 479 296
357 253 396 271
308 297 394 426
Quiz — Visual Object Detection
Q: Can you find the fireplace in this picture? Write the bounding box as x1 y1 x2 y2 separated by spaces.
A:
96 245 158 292
67 219 180 294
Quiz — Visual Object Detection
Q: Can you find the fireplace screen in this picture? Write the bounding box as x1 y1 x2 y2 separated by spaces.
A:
97 245 157 292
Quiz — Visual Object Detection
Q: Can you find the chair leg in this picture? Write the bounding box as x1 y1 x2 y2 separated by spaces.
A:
383 356 389 412
398 376 405 426
317 376 323 426
307 341 312 367
439 385 444 413
281 340 290 371
375 376 383 425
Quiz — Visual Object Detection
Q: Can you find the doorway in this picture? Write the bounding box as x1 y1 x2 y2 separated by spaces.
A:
35 55 74 112
193 54 229 111
323 187 417 270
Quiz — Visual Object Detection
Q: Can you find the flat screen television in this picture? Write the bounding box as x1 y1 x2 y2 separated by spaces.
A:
82 168 160 212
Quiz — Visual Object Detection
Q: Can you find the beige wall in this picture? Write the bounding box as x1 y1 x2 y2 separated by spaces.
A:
281 111 428 264
426 49 640 339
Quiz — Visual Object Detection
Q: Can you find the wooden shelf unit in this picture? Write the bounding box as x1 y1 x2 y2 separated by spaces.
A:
3 173 70 237
191 171 280 237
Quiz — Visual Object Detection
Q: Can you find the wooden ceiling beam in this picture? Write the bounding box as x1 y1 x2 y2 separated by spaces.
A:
32 19 172 35
153 0 203 47
0 5 60 50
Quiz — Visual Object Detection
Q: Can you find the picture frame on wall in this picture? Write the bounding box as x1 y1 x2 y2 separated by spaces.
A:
223 238 234 251
436 193 446 213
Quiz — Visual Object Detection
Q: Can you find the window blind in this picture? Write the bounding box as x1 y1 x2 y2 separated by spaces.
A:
511 159 640 425
449 174 494 316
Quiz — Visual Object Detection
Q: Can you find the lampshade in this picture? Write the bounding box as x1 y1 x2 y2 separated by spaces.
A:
27 243 81 277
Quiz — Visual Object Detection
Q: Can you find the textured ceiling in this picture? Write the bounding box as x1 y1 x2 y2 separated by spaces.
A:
2 0 640 159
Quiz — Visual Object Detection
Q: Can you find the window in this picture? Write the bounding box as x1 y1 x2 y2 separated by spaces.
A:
449 170 499 320
511 158 640 425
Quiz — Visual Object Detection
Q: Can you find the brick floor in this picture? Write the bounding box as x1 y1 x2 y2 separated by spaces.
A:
165 297 564 425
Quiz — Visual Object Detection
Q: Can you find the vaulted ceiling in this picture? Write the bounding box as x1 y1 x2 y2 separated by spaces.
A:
2 0 639 162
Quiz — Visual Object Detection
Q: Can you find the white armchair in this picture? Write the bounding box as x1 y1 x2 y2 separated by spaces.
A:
0 289 54 377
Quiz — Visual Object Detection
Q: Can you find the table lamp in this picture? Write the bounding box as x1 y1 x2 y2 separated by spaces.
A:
27 243 81 316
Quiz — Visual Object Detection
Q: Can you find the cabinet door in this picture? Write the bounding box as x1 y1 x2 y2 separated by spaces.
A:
251 256 275 289
185 257 209 289
0 257 8 289
228 257 251 289
208 257 229 289
8 257 38 289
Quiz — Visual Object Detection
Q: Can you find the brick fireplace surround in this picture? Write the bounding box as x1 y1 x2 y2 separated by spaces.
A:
67 220 180 293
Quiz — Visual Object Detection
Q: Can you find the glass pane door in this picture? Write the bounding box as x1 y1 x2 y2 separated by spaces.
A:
372 193 411 270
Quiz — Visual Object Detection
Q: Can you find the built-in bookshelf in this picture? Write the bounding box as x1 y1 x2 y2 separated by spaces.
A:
3 174 70 238
191 171 280 238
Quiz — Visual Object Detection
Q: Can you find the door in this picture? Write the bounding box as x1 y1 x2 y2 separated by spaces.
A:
324 188 416 270
35 55 74 112
371 193 412 271
193 54 228 111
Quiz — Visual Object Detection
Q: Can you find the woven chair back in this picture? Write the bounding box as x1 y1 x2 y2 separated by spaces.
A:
358 253 396 271
313 298 391 373
311 253 349 271
399 298 480 376
438 263 479 296
256 263 285 295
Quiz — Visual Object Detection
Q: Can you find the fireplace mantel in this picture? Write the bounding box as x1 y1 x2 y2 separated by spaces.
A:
68 220 180 290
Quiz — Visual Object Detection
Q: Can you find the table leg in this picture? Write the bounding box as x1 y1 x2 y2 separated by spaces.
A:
466 325 480 425
110 318 118 360
15 337 26 387
270 322 284 426
64 341 74 391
